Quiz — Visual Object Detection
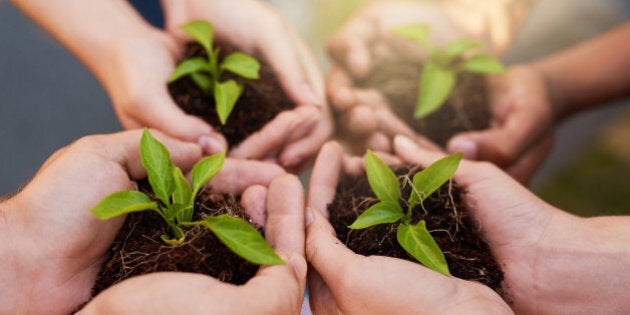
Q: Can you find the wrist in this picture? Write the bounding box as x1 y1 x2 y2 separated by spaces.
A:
531 215 630 314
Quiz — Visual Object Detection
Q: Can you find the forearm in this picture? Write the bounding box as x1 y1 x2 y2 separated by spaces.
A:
530 22 630 120
539 215 630 314
10 0 155 84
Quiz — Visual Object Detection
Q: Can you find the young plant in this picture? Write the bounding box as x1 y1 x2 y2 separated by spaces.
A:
90 128 283 266
167 20 261 125
348 150 462 276
394 24 505 119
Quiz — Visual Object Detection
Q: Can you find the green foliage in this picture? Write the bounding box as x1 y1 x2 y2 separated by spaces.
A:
348 151 463 276
393 24 505 119
90 128 282 266
167 20 261 125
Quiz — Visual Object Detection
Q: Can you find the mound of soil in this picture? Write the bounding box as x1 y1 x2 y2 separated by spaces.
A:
327 165 504 294
357 58 491 147
168 43 295 147
91 182 260 297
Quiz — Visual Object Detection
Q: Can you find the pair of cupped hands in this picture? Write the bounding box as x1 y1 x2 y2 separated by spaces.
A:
1 129 612 315
3 0 624 314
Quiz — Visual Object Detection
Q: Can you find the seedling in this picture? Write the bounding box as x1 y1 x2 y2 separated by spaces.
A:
394 24 505 119
167 20 261 125
90 128 283 266
348 150 462 276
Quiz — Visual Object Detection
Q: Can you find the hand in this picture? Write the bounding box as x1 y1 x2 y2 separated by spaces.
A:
446 65 554 183
162 0 333 171
304 142 513 315
0 130 293 314
0 130 201 315
80 174 307 315
326 1 465 154
394 135 630 315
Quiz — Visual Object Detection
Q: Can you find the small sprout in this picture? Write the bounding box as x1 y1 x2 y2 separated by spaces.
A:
167 20 261 125
90 128 282 266
348 150 463 276
393 24 505 119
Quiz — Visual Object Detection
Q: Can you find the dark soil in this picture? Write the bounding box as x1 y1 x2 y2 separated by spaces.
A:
91 181 260 297
168 43 295 147
327 166 504 294
356 58 491 147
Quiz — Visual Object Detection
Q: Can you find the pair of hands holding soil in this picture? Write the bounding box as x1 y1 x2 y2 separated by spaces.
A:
3 130 628 314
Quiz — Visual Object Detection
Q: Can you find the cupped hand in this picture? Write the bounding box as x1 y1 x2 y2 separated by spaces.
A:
80 174 307 315
103 29 228 154
326 1 466 153
0 129 202 315
446 65 555 183
394 135 630 315
304 142 513 314
162 0 333 170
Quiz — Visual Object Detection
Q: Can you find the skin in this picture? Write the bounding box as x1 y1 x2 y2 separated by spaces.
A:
305 141 513 315
327 2 630 183
11 0 333 171
306 137 630 315
0 130 305 315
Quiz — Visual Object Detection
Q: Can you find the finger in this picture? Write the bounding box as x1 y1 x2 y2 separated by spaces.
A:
307 142 344 215
505 137 553 184
258 25 322 108
340 105 379 137
125 88 228 154
265 174 305 257
92 129 202 181
327 67 359 112
365 132 392 152
307 268 339 315
206 159 285 195
326 17 374 78
241 185 268 227
278 107 334 171
305 207 357 286
446 102 552 167
227 109 307 160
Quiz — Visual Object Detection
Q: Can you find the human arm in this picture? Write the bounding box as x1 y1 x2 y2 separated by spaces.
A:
395 135 630 314
304 142 513 315
10 0 227 152
161 0 333 170
0 130 202 315
79 174 307 315
447 22 630 181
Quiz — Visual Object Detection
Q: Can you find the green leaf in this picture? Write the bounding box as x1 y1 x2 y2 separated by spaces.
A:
190 72 213 93
397 221 450 276
181 20 213 54
202 215 284 265
167 57 210 83
445 39 482 59
415 62 456 119
140 129 175 206
458 54 505 74
172 167 193 222
191 151 225 199
348 201 404 229
90 190 158 220
409 152 462 209
222 52 260 79
172 167 192 205
393 24 431 50
365 150 400 203
214 80 243 125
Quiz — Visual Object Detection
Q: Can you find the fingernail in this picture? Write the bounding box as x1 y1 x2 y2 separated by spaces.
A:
198 135 226 155
394 135 418 150
448 138 477 160
305 207 314 226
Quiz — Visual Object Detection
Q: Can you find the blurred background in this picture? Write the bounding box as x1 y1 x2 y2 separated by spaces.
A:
1 0 628 216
